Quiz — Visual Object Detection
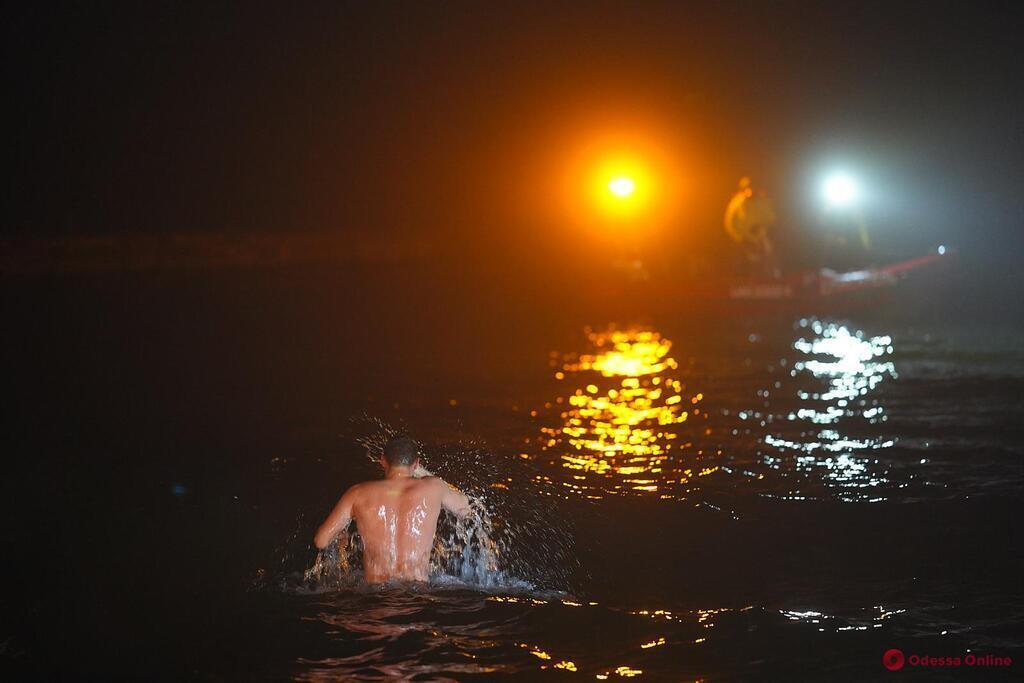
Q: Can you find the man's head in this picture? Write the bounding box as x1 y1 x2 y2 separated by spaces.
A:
382 436 419 471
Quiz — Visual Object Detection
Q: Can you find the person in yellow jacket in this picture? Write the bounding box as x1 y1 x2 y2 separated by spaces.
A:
724 177 780 276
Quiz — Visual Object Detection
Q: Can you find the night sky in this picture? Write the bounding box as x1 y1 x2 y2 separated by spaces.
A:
6 1 1023 270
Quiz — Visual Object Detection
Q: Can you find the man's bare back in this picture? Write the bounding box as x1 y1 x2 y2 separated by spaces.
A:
314 438 470 583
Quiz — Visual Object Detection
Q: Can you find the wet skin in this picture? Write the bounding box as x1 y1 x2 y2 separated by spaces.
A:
314 461 471 583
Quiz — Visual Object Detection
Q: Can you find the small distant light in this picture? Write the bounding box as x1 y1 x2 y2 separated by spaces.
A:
171 483 187 496
937 245 946 255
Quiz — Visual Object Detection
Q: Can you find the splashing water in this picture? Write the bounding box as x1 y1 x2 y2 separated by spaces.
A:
430 498 507 587
294 418 576 594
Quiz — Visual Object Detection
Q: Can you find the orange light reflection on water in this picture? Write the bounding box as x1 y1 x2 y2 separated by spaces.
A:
532 327 713 498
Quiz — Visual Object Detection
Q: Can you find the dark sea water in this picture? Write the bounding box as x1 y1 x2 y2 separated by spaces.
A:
3 262 1022 680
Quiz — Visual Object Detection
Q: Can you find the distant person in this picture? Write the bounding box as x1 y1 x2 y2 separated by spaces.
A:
723 176 780 277
314 436 471 583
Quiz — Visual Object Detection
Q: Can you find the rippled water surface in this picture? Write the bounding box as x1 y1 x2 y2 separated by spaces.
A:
4 269 1022 679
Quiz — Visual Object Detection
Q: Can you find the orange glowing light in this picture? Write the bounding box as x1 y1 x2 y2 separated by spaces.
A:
548 118 689 237
608 176 636 198
588 157 652 222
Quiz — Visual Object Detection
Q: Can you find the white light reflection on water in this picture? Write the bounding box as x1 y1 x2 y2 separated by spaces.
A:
791 321 895 410
779 605 907 633
762 319 897 501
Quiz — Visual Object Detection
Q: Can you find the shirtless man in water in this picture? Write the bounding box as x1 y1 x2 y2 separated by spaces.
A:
314 436 471 583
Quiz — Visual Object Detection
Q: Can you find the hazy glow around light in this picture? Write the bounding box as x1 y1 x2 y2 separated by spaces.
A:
608 176 636 198
555 123 688 232
822 173 859 208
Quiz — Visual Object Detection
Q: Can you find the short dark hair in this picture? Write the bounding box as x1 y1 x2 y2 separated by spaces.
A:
383 436 419 467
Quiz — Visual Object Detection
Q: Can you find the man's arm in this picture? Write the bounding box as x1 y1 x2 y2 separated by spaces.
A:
438 479 471 518
314 485 358 549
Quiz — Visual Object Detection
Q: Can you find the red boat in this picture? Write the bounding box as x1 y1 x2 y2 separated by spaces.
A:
602 248 957 317
721 250 951 303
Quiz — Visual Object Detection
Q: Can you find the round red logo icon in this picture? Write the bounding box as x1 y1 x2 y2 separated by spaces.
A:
883 648 905 671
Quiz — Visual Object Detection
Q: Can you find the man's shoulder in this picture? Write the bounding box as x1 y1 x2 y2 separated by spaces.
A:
409 476 449 496
351 477 444 494
352 477 439 491
345 480 373 497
